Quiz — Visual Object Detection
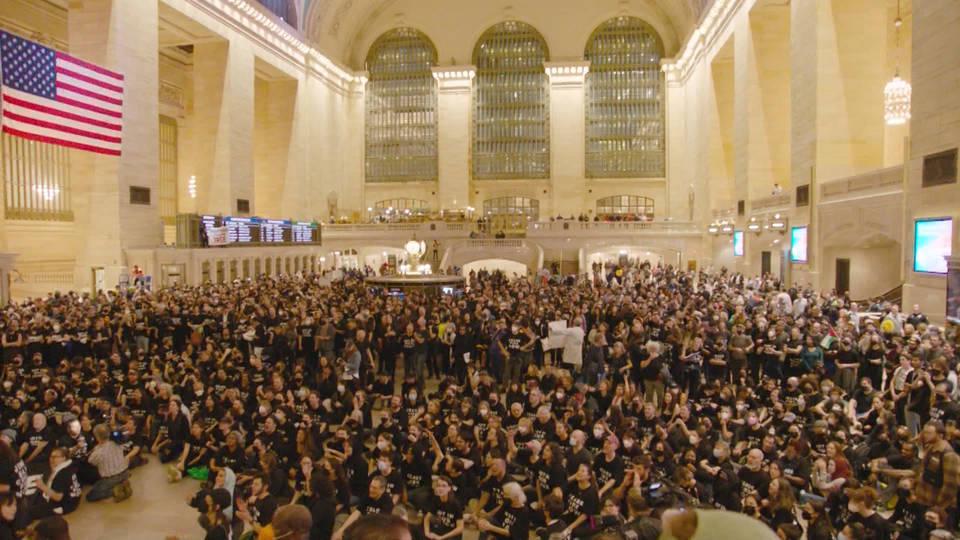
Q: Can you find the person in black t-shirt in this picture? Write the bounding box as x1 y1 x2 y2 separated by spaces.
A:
333 475 393 540
423 476 463 539
236 474 278 537
477 481 528 540
561 463 600 537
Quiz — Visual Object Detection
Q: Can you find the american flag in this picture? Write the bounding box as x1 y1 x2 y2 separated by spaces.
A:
0 30 123 156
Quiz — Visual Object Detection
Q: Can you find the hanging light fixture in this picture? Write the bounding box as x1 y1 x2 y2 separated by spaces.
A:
884 1 911 125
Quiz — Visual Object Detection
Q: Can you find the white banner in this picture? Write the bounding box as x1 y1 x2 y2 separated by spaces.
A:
208 226 231 246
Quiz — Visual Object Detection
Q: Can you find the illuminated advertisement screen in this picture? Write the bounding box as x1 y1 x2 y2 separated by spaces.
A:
913 218 953 274
790 226 808 263
733 230 744 257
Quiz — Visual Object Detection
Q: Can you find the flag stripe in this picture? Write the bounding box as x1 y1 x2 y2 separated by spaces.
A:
1 110 122 143
57 82 123 106
2 125 121 156
55 66 123 94
1 92 122 131
56 73 123 102
2 116 121 152
2 88 122 127
54 50 123 81
55 93 123 118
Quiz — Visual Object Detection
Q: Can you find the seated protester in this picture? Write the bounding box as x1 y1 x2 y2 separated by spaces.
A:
738 448 771 500
889 479 925 540
423 476 463 540
621 487 661 540
476 458 507 515
211 431 245 473
593 434 625 498
235 474 278 538
760 478 797 530
0 493 17 540
846 486 894 540
333 475 394 540
399 442 432 510
27 448 81 521
291 456 315 506
154 398 190 464
476 481 528 540
58 417 93 484
258 451 292 501
112 409 147 470
561 463 601 538
20 413 54 475
535 493 566 540
307 473 337 540
533 442 566 505
696 440 740 509
565 430 592 476
196 488 232 540
373 452 405 504
86 424 131 502
798 500 833 540
169 421 211 483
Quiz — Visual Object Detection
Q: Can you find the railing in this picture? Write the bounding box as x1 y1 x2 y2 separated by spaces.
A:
466 239 525 249
820 165 903 202
750 193 792 212
526 220 700 234
322 221 475 234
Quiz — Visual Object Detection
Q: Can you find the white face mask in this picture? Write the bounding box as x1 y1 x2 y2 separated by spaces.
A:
377 440 388 451
377 461 389 472
623 440 634 449
713 448 724 458
479 409 488 417
556 392 564 400
569 436 577 447
337 384 345 393
593 428 604 438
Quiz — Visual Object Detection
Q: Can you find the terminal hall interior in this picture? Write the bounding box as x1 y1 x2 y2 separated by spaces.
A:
0 0 960 539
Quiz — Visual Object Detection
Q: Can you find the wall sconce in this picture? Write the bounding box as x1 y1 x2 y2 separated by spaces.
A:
769 213 787 231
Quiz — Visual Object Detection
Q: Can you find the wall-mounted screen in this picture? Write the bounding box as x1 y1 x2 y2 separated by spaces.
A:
913 218 953 274
733 230 744 257
790 226 808 263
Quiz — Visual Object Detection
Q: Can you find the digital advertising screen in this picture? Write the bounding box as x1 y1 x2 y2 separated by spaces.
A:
790 226 808 263
733 230 744 257
913 217 953 274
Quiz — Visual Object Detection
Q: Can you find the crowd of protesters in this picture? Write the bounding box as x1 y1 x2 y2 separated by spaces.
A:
1 260 960 540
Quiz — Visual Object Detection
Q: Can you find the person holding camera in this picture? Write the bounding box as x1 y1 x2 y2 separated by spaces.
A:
85 424 130 502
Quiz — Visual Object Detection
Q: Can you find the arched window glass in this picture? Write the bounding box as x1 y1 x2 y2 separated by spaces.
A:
365 28 438 183
596 195 654 220
482 196 539 234
585 17 664 178
472 21 549 179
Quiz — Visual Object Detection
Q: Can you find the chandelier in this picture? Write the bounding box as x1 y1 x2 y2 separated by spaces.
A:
884 2 910 126
884 74 911 125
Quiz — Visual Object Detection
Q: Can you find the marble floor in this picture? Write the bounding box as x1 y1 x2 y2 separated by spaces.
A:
65 458 206 540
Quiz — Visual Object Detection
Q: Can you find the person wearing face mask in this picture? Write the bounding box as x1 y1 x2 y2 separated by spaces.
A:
565 430 591 476
374 453 405 504
696 440 739 509
739 448 771 501
889 478 925 540
332 475 393 540
798 499 833 540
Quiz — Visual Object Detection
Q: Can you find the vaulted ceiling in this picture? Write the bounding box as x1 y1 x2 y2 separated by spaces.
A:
304 0 714 70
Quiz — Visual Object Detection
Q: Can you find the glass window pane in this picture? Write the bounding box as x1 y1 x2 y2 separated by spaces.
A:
365 28 438 183
585 17 664 178
472 21 549 179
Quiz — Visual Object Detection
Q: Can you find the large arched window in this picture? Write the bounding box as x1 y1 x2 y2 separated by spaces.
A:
585 17 664 178
472 21 549 179
365 28 438 183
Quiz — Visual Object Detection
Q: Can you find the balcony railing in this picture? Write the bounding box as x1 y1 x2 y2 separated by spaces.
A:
526 220 700 234
750 193 792 213
322 221 476 235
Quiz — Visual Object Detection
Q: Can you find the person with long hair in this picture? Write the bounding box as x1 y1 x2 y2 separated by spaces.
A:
561 463 600 538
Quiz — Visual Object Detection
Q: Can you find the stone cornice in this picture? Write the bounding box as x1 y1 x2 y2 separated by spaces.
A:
431 66 476 93
662 0 747 86
544 61 590 88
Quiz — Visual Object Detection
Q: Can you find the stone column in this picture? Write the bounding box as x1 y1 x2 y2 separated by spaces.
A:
187 40 255 215
67 0 160 290
545 61 589 217
432 66 475 212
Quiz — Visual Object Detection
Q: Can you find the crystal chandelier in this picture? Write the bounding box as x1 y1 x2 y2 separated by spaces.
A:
884 74 911 125
884 3 910 126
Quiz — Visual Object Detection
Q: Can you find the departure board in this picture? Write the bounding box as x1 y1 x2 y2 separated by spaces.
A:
201 215 218 235
225 216 258 243
292 221 316 243
260 219 290 243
